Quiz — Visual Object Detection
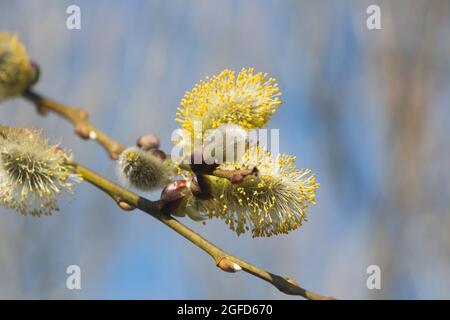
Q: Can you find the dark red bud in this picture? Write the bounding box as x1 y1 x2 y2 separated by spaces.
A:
160 180 187 202
137 134 160 151
160 180 188 215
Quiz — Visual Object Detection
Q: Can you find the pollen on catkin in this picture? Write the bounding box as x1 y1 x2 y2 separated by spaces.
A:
0 126 80 216
176 68 281 138
0 32 37 101
117 147 174 191
186 146 319 237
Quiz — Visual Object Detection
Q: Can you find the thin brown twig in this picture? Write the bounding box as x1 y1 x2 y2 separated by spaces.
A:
20 88 334 300
22 89 124 159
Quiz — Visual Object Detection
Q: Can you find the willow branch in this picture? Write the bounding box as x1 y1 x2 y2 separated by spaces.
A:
22 89 124 159
74 162 333 300
19 89 334 299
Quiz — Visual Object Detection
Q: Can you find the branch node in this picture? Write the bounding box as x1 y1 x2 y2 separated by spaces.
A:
76 108 89 120
74 124 91 140
116 198 135 211
217 257 242 273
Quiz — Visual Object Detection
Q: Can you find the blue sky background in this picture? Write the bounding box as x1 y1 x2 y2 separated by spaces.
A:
1 0 450 299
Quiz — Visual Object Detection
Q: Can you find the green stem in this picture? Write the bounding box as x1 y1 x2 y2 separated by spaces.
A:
75 163 333 300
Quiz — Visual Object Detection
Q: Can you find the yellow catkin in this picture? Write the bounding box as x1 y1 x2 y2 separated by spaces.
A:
0 126 80 216
186 146 319 237
176 68 281 137
0 33 36 100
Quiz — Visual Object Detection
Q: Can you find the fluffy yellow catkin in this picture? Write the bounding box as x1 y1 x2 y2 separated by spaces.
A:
0 32 37 101
0 126 80 216
176 68 281 138
183 146 319 237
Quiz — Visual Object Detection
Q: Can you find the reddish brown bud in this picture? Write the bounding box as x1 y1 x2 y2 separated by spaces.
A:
161 180 187 202
160 180 188 215
74 124 91 140
217 258 242 273
136 134 160 151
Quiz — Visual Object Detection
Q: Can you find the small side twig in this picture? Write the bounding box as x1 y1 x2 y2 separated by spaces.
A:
22 89 124 159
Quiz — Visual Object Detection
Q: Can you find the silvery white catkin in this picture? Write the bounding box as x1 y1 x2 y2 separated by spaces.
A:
117 147 173 191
